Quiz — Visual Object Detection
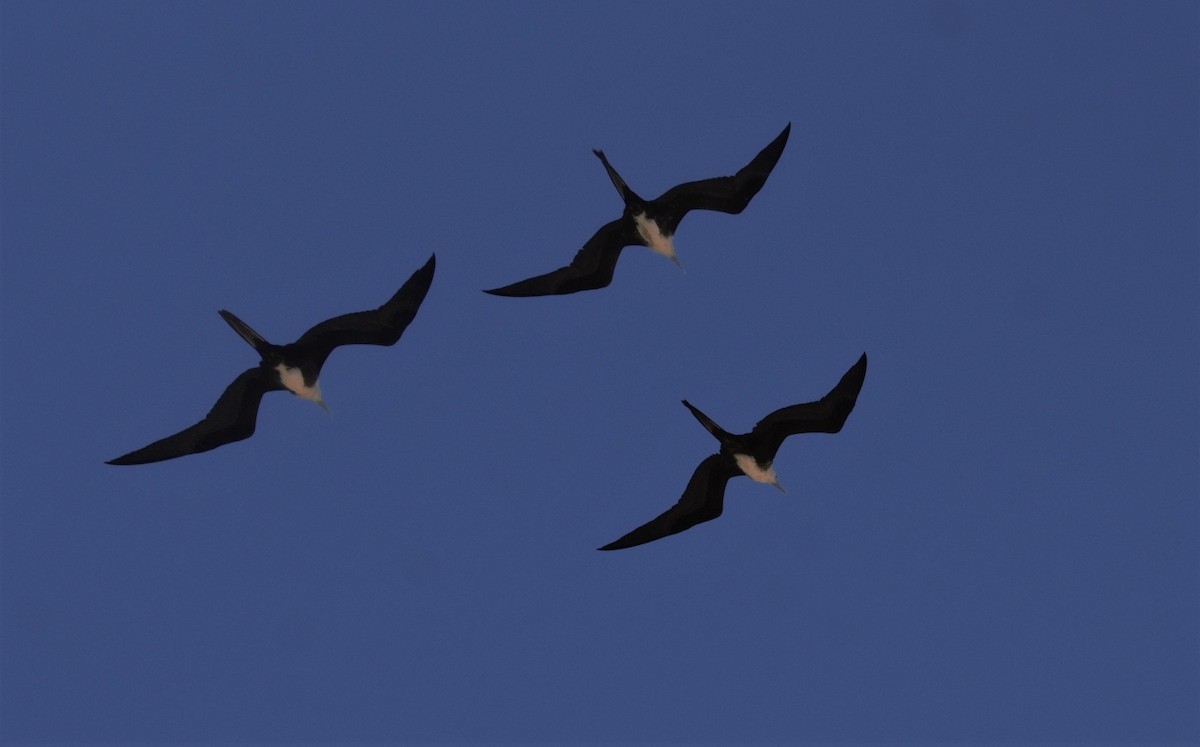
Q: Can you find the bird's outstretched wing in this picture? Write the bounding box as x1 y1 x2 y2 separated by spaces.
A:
293 253 436 358
484 219 638 297
107 367 283 465
746 352 868 463
599 454 741 551
651 123 791 235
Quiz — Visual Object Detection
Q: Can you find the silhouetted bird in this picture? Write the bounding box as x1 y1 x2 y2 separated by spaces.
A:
107 254 436 465
485 124 790 296
600 353 866 550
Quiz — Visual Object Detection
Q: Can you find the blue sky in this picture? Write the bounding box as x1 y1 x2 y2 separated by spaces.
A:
2 1 1196 743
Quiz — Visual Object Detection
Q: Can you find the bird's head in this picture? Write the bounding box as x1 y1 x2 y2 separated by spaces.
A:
296 382 331 416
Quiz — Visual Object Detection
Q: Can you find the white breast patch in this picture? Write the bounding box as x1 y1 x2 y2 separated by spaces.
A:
276 363 317 400
633 212 678 261
733 453 778 485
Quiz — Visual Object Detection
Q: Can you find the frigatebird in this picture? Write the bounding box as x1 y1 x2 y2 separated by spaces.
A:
106 253 436 465
599 353 867 551
484 123 791 296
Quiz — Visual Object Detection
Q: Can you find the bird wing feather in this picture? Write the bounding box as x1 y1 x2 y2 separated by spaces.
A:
293 253 436 364
747 353 868 462
107 367 283 465
484 219 636 297
651 123 791 234
598 454 741 550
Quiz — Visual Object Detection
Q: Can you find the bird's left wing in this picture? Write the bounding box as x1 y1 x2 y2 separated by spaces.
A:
483 219 638 297
598 454 741 551
106 367 282 465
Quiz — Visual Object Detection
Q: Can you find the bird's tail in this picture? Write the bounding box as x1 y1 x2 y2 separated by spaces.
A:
592 149 644 206
218 310 272 355
682 400 733 443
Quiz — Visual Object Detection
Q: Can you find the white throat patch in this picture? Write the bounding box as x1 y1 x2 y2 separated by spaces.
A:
734 453 779 486
633 212 678 262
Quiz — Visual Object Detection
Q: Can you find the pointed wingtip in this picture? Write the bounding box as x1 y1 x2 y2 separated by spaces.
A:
763 123 791 154
844 352 869 383
409 253 436 286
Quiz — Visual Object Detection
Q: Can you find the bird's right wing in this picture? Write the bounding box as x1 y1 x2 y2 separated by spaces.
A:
598 454 741 551
747 353 868 462
295 253 436 356
652 123 791 234
106 367 282 465
484 219 637 297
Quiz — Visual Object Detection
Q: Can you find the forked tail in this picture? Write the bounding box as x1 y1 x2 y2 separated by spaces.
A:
682 400 733 443
218 309 271 355
592 149 644 207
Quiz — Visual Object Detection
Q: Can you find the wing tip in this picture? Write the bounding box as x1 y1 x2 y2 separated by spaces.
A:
770 122 792 150
597 538 636 551
105 452 146 466
407 253 438 292
852 352 868 381
482 285 528 297
833 352 869 397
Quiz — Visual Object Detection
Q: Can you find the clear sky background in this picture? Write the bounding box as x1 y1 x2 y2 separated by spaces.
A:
2 1 1197 743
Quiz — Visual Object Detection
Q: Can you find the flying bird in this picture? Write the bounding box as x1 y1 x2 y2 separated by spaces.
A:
485 123 791 296
107 254 436 465
599 352 867 551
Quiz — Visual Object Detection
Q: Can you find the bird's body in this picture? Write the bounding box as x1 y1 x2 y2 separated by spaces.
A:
485 123 791 296
107 253 436 465
631 211 679 267
274 362 322 405
732 452 781 488
599 353 867 551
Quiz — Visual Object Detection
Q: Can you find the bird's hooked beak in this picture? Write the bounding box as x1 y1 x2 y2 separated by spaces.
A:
771 480 787 494
670 254 686 273
308 384 331 416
